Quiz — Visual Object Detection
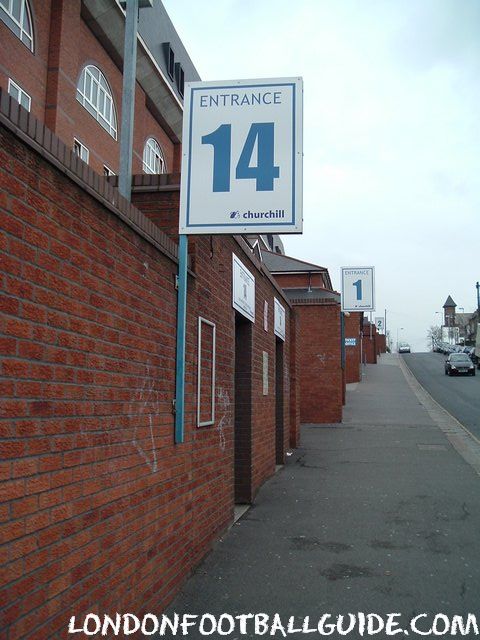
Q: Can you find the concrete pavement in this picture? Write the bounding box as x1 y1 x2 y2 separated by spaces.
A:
165 354 480 638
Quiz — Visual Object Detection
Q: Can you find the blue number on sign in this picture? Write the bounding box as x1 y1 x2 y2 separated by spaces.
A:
201 123 279 192
201 124 231 192
235 123 279 191
353 279 362 300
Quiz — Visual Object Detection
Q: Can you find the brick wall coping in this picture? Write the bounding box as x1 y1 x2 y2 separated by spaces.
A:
289 297 340 306
0 88 180 266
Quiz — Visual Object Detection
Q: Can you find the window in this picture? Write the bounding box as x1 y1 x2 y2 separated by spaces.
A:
103 165 115 177
76 65 117 139
175 62 184 98
0 0 34 51
163 43 175 80
143 138 166 174
8 78 31 111
73 138 89 164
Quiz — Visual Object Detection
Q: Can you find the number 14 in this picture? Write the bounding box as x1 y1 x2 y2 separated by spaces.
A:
201 122 279 192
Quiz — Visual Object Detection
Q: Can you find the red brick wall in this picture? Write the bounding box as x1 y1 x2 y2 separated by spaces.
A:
344 312 362 383
0 0 51 124
1 1 177 177
377 334 386 354
132 191 294 501
0 113 296 637
294 303 343 424
289 312 300 448
362 323 378 364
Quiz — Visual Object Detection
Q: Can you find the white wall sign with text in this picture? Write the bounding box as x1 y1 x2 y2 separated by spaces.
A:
375 317 384 333
345 338 357 347
179 77 303 234
263 351 269 395
341 267 375 312
274 297 286 341
232 254 255 322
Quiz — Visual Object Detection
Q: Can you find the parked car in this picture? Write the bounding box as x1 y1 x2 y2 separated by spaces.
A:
398 342 411 353
444 353 476 376
463 346 475 359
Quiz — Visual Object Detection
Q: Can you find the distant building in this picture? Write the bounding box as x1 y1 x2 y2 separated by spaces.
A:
441 295 475 344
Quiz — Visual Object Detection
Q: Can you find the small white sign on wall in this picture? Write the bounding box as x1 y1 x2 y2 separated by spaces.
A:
263 351 269 395
375 317 384 333
232 254 255 322
274 297 286 341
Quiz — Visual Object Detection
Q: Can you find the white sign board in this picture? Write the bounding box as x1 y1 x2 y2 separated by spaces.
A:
274 298 286 341
345 338 357 346
179 77 303 234
232 254 255 322
263 351 269 395
341 267 375 312
375 317 384 333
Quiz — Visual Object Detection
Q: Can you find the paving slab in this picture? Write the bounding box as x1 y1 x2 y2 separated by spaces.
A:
164 354 480 639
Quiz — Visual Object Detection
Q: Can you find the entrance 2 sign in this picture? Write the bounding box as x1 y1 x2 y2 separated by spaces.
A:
179 78 303 235
341 267 375 312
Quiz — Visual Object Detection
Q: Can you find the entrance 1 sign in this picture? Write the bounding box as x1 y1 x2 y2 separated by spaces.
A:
179 77 303 235
341 266 375 312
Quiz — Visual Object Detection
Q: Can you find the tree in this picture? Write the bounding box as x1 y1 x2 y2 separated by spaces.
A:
427 325 442 351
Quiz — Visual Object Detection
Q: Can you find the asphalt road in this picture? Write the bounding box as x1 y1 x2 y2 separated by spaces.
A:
402 352 480 440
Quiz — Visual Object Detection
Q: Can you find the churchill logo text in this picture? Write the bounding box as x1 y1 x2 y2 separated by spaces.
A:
227 209 286 220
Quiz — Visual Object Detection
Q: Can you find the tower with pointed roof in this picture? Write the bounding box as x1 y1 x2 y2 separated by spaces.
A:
443 295 456 327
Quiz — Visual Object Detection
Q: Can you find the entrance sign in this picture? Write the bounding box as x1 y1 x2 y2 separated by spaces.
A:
375 317 384 333
274 297 286 341
232 254 255 322
179 77 303 234
341 267 375 312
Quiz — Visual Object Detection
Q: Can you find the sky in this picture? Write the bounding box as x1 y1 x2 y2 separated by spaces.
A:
162 0 480 352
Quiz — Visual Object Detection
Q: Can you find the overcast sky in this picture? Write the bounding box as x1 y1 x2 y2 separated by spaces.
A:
162 0 480 352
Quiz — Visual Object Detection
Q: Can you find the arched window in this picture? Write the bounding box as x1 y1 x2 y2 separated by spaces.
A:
0 0 34 51
143 138 166 174
76 65 117 139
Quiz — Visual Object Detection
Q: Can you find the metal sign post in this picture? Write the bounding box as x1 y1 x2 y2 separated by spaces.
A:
174 234 188 443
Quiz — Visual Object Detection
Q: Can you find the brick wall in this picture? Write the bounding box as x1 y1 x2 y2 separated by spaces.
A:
377 334 387 354
344 312 362 383
288 312 300 448
0 98 296 637
0 1 51 124
293 302 343 424
132 187 294 502
362 322 378 364
1 0 177 177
